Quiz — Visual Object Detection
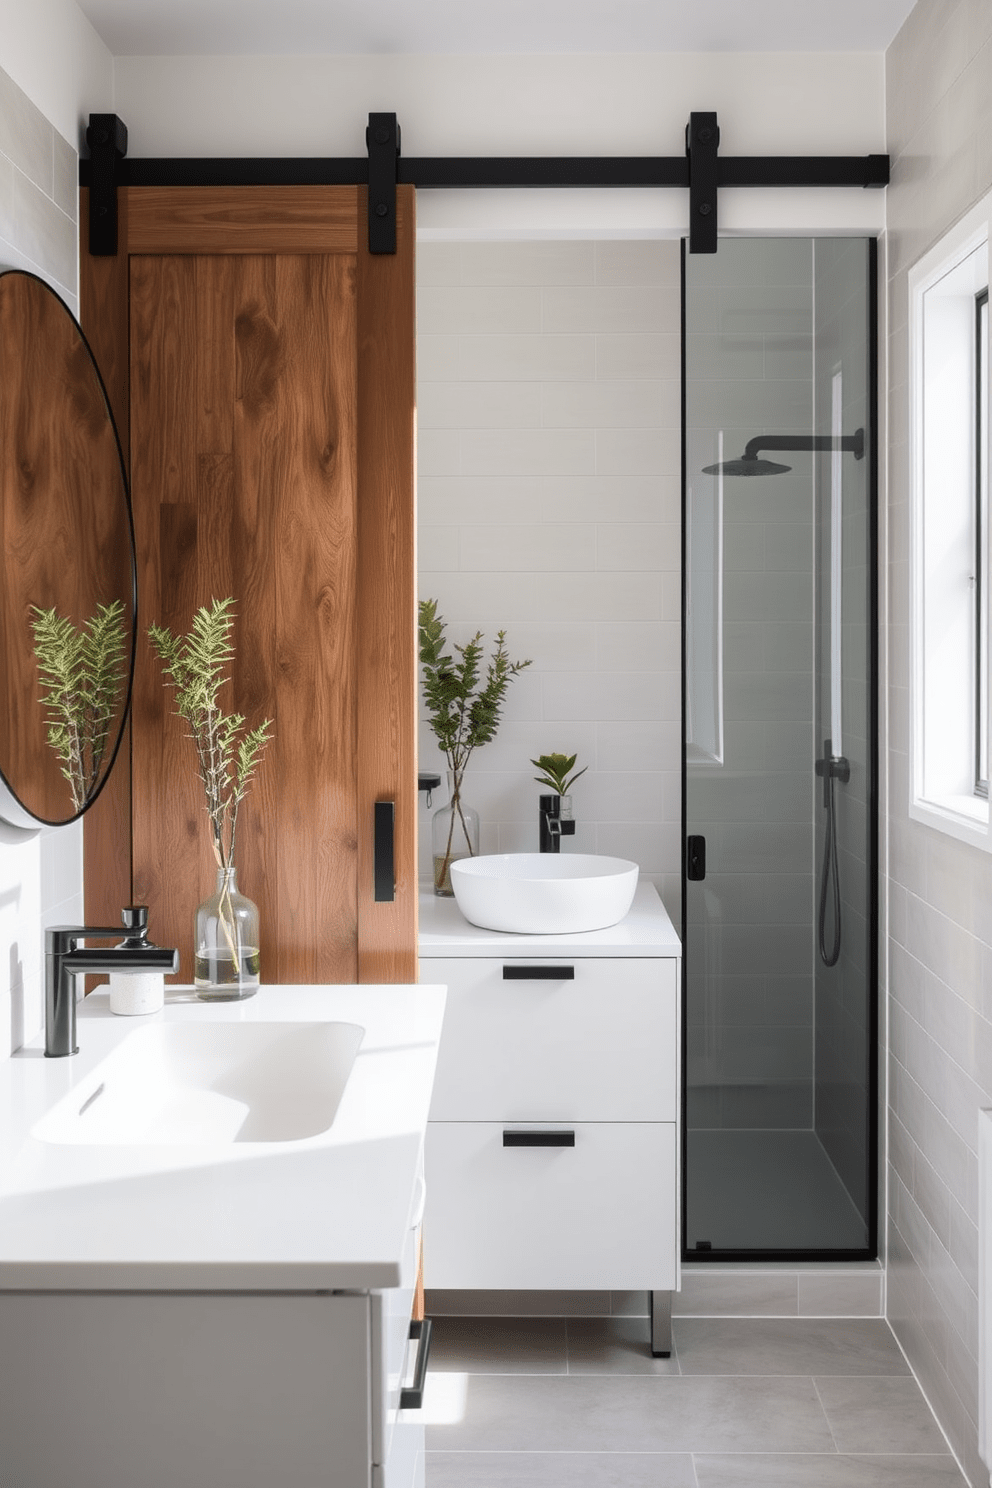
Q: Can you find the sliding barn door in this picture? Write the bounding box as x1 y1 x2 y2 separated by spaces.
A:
80 187 417 984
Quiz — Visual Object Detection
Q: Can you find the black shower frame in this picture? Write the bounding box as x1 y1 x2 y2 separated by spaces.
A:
679 236 880 1264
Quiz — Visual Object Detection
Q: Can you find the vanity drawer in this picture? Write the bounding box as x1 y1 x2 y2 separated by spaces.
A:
424 1120 677 1291
422 956 677 1122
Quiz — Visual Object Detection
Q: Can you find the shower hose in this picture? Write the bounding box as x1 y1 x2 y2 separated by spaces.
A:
817 745 850 969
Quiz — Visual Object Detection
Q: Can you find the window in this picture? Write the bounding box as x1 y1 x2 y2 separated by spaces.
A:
978 287 989 797
909 194 992 845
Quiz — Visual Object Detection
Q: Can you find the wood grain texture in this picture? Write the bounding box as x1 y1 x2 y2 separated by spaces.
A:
0 263 132 825
77 185 415 983
126 187 359 255
130 248 360 984
355 186 418 984
79 186 134 946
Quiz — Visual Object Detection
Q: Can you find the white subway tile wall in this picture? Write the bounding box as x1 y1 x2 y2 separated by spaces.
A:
417 240 682 917
0 62 82 1059
886 3 992 1484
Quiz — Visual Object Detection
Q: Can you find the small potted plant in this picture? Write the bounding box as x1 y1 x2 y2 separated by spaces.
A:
531 751 588 805
148 597 273 1000
419 598 531 894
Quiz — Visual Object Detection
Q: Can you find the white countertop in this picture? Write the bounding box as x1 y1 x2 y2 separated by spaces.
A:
418 880 681 957
0 982 446 1293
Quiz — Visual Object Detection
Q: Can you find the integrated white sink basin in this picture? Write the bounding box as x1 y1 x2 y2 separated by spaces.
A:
450 852 639 934
33 1020 364 1147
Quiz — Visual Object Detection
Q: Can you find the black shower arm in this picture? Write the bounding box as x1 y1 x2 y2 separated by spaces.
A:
742 427 865 461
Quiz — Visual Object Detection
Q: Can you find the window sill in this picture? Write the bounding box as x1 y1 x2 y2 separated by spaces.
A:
909 792 990 849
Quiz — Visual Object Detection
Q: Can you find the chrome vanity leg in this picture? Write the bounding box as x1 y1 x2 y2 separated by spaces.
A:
650 1289 672 1357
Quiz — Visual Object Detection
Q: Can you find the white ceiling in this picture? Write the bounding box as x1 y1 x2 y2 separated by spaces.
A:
76 0 918 58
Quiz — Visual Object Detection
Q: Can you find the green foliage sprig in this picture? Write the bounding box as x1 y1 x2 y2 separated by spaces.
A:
30 599 128 812
531 752 587 797
148 597 273 871
418 597 531 777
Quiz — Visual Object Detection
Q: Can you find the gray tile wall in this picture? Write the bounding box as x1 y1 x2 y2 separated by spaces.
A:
417 240 682 918
684 240 816 1128
0 63 78 308
0 61 83 1059
812 238 873 1225
885 3 992 1483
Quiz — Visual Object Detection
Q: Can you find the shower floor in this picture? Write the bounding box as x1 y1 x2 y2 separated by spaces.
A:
686 1127 869 1253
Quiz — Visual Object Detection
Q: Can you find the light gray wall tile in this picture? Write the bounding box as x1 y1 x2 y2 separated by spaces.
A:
418 285 542 334
542 285 679 335
458 332 597 382
0 63 53 195
460 240 595 286
418 379 541 430
52 130 76 221
595 240 680 286
597 333 681 380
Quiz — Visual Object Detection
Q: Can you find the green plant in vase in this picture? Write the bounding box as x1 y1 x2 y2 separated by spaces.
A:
30 599 128 813
148 597 273 999
419 597 531 894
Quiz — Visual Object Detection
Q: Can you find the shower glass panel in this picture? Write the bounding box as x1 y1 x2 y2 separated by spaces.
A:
683 238 875 1258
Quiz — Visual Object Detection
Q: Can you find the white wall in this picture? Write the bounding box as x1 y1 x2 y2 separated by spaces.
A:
0 0 112 150
884 4 992 1485
417 238 681 916
0 7 113 1058
113 51 886 238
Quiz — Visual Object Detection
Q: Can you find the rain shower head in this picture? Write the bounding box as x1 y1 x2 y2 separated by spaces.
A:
703 426 865 478
702 455 791 477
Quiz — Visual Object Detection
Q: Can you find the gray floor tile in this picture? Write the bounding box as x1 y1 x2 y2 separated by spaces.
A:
426 1451 696 1487
566 1316 681 1375
694 1454 967 1488
675 1317 910 1375
814 1375 953 1454
425 1374 836 1453
429 1316 567 1373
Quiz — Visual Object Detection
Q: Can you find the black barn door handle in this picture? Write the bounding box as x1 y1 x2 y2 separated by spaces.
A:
374 800 395 902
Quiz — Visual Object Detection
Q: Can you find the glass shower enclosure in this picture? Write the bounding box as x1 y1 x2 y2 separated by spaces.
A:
683 238 877 1258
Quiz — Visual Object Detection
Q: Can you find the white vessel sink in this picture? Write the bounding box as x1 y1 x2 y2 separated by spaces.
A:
32 1020 364 1147
450 852 639 934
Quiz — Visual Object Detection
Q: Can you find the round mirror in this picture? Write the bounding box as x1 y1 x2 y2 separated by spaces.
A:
0 270 135 829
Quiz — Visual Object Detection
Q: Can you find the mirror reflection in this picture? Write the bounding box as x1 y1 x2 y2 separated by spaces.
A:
0 269 134 828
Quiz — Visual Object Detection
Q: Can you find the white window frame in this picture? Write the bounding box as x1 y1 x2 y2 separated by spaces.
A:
909 192 992 847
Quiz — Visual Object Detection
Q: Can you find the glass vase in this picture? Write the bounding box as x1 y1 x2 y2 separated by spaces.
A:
432 767 479 896
195 866 260 1000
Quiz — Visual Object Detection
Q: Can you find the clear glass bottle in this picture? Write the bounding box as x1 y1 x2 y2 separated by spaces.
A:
432 767 479 895
195 866 260 1000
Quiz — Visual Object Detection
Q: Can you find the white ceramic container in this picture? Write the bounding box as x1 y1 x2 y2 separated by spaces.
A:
450 852 639 934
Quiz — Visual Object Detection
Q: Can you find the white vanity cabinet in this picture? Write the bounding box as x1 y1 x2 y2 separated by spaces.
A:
0 984 445 1488
0 1257 424 1488
419 882 681 1300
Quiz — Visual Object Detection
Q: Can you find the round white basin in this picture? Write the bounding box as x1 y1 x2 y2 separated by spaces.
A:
450 852 639 935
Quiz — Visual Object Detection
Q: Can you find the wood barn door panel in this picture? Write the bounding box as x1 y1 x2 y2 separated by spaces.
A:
130 251 359 984
125 186 359 255
79 184 415 983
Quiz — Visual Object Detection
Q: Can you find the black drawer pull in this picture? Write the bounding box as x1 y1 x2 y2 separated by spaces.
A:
503 1130 575 1147
399 1317 432 1410
502 965 574 980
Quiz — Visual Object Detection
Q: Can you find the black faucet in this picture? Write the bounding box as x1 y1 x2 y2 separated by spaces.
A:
45 906 179 1058
539 793 576 854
